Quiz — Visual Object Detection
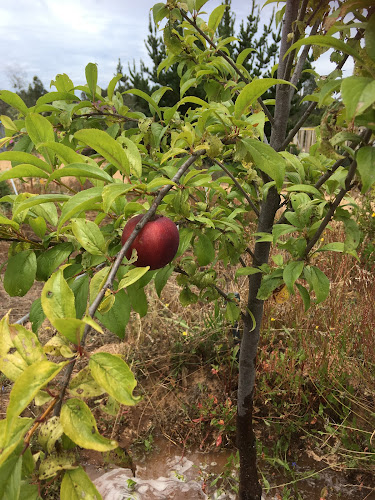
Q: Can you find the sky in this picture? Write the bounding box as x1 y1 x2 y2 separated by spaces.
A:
0 0 348 93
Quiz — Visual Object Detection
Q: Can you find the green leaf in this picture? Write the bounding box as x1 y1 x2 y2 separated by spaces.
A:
95 289 130 339
41 269 76 326
4 250 36 297
6 361 67 429
48 163 113 185
75 129 130 176
89 352 141 406
29 216 47 238
0 418 33 467
57 187 103 230
120 137 142 177
296 283 310 311
18 481 40 500
242 138 286 190
52 317 102 345
13 194 70 219
128 286 148 317
0 455 22 500
285 35 363 62
0 90 28 115
235 78 294 119
61 398 118 451
60 467 102 500
39 142 85 166
123 89 161 118
89 266 110 305
283 261 304 294
0 114 18 132
284 184 321 196
35 92 77 109
341 77 375 120
304 266 330 303
321 241 346 253
36 243 74 281
0 215 19 229
357 146 375 193
154 264 174 297
194 233 215 266
71 218 106 255
107 73 123 101
29 298 46 334
102 183 134 213
0 316 45 382
0 164 49 182
235 267 262 278
256 276 283 300
225 302 240 324
118 267 150 290
208 4 226 32
85 63 98 98
70 274 89 319
25 113 55 160
236 48 255 67
0 151 51 173
153 2 169 24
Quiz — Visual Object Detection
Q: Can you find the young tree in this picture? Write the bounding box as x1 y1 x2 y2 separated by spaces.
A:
0 1 374 499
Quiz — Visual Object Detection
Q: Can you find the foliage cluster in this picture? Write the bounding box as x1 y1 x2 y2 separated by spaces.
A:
0 0 374 498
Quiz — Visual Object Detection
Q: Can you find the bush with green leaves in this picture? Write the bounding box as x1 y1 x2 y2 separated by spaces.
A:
0 0 374 498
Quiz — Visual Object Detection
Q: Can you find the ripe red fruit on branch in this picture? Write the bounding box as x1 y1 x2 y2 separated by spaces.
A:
121 214 179 270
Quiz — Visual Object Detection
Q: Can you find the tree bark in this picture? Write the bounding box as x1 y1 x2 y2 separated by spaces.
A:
236 1 300 498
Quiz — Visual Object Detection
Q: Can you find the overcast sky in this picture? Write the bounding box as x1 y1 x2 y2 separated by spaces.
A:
1 0 347 93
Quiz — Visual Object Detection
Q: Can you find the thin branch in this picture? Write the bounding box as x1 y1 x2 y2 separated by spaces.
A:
174 266 235 304
290 21 320 91
53 149 206 416
73 111 139 123
315 128 372 189
15 313 30 325
283 0 310 82
304 159 357 256
213 159 260 216
179 9 275 127
280 101 318 151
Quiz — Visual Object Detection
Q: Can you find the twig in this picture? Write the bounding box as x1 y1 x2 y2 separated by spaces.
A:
53 149 206 416
304 159 357 256
213 159 259 216
22 397 58 453
179 9 274 127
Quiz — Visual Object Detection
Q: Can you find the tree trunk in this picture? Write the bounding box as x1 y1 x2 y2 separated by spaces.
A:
236 1 300 497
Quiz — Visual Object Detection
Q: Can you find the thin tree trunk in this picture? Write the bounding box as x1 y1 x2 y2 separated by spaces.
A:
236 1 300 498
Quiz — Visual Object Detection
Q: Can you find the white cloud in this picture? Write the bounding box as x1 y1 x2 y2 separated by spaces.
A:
0 0 352 93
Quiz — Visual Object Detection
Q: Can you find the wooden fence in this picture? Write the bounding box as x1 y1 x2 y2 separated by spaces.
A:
291 127 316 152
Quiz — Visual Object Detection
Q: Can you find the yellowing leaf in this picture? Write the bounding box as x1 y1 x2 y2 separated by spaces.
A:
0 314 45 382
61 467 102 500
61 399 118 451
89 352 141 406
274 285 290 304
6 360 68 430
